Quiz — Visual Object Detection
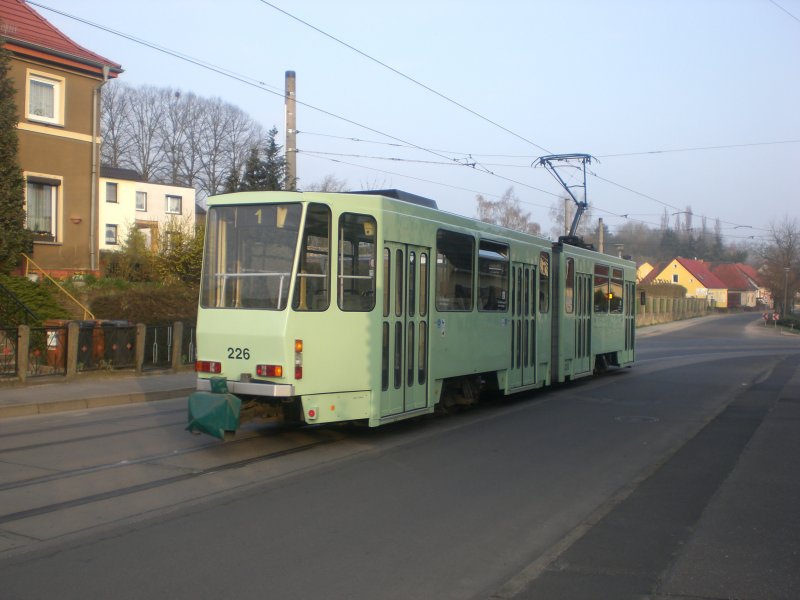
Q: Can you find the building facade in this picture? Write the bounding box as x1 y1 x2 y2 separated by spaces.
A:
645 257 728 308
99 166 196 251
1 0 122 276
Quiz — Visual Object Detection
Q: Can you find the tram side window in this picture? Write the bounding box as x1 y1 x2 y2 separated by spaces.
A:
610 268 624 313
565 258 575 314
478 240 509 312
338 213 377 311
293 203 331 311
594 264 610 313
539 252 550 313
436 230 474 311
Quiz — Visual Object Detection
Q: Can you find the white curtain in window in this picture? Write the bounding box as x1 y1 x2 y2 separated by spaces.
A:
26 182 54 234
29 79 55 118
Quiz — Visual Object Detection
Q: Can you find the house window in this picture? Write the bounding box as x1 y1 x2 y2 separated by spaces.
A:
136 191 147 211
105 224 118 245
166 195 182 214
25 180 58 242
27 72 64 126
106 182 118 203
672 274 679 283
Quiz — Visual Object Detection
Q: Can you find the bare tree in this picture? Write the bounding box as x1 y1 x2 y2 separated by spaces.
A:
221 105 265 195
758 217 799 315
101 83 267 201
160 89 194 186
125 85 167 182
476 187 541 236
100 80 132 168
548 196 592 240
305 174 348 192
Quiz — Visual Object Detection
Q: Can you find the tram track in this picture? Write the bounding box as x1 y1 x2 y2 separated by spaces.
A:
0 419 186 454
0 406 187 439
0 433 341 526
0 425 284 493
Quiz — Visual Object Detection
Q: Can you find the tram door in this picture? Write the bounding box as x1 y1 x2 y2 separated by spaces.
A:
574 272 593 374
508 262 537 390
380 243 430 417
624 281 636 353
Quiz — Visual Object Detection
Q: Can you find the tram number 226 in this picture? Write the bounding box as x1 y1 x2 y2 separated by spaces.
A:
227 347 251 360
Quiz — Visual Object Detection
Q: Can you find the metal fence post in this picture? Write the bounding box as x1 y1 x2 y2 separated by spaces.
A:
171 321 183 371
135 323 146 373
17 324 29 384
66 321 79 378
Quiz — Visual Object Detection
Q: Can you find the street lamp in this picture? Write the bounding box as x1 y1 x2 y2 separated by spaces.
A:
785 267 791 317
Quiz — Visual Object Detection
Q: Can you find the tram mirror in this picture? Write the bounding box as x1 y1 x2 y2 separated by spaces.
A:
277 206 288 229
640 291 646 305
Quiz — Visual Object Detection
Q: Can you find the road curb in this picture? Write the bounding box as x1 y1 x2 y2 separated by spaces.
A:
0 387 196 420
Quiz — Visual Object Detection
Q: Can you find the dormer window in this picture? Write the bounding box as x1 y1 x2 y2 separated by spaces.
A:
26 71 65 126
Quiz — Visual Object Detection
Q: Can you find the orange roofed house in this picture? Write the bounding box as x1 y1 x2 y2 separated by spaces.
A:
644 257 729 308
711 263 768 309
1 0 121 276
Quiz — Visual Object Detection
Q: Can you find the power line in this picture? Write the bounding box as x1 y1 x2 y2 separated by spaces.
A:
256 2 783 235
769 0 800 24
30 3 524 177
257 0 553 155
31 2 782 237
596 139 800 158
32 2 568 203
302 130 800 159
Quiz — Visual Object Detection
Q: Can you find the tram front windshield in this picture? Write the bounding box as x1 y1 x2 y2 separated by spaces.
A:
201 203 302 310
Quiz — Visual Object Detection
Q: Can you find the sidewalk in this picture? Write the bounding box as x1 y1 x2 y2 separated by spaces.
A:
0 369 197 419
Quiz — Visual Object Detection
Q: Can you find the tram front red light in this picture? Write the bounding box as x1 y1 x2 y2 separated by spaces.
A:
256 364 283 378
195 360 221 373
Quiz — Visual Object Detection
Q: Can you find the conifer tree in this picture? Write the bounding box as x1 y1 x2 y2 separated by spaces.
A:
0 40 32 273
236 127 287 191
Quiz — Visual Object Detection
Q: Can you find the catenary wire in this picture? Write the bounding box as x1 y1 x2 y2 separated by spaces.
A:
31 2 777 237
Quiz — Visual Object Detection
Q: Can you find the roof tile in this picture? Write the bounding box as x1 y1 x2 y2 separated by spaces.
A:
0 0 121 74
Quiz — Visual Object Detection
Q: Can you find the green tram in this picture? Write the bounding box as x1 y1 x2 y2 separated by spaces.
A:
188 189 636 439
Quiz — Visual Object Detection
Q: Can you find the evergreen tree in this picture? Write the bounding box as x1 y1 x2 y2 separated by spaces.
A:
0 41 32 273
237 126 287 191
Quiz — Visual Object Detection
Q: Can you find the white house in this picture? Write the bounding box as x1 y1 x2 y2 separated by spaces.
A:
99 166 196 251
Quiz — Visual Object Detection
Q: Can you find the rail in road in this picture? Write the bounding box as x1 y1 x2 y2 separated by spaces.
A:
0 313 798 599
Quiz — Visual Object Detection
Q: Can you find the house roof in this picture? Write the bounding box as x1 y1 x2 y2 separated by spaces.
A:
640 262 666 285
0 0 122 77
712 263 754 292
675 257 727 289
733 263 764 287
100 165 142 181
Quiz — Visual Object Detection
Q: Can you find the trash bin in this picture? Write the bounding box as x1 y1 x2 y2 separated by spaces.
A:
42 319 69 370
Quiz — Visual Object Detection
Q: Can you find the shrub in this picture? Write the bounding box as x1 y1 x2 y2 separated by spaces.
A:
0 274 70 324
89 283 198 325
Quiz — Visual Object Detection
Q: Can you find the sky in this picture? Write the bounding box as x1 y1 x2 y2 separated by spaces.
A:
31 0 800 244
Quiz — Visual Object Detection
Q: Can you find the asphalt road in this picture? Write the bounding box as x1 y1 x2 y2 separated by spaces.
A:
0 313 797 599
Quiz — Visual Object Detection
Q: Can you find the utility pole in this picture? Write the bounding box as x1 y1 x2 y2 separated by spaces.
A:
598 218 604 253
285 70 297 190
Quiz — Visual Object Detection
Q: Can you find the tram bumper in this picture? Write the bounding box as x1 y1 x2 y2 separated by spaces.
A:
186 378 242 440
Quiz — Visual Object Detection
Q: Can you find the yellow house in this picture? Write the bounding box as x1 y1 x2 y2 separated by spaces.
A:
650 257 728 307
637 261 654 282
